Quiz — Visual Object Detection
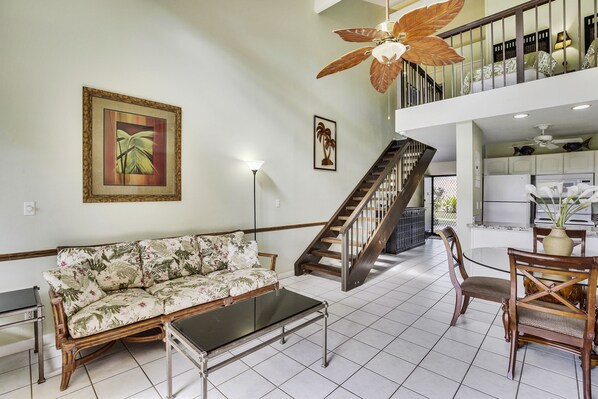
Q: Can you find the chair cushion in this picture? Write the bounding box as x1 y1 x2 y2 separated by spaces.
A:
197 232 244 274
207 268 278 297
67 288 163 339
518 301 586 339
94 242 145 291
461 276 510 299
228 240 260 271
145 275 230 314
139 235 202 287
43 262 106 317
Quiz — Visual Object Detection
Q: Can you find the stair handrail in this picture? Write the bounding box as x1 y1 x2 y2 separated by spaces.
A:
339 139 414 235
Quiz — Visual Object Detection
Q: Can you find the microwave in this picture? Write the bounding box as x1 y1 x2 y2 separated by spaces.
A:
534 174 594 197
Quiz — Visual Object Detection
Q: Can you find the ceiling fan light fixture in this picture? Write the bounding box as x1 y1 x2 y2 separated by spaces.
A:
572 104 591 110
513 113 529 119
372 42 407 64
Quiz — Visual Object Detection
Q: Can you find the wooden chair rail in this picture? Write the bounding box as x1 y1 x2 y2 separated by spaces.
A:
0 222 324 263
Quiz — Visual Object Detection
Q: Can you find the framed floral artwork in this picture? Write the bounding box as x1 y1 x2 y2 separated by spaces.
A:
82 87 181 202
313 115 336 171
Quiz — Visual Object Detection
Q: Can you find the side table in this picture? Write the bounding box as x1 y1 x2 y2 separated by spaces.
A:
0 286 45 383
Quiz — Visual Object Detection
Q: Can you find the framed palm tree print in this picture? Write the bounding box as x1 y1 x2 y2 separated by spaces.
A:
313 115 337 171
82 87 181 202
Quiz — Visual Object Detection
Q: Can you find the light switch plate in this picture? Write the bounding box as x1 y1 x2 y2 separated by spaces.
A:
24 201 36 216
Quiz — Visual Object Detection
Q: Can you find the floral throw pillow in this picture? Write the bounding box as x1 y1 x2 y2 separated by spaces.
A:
228 240 260 271
139 236 202 287
197 231 244 274
93 242 144 291
43 261 106 317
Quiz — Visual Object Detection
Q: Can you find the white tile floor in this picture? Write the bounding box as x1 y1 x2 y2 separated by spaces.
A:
1 239 595 398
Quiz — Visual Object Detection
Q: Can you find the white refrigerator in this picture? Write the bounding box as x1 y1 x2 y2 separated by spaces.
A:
483 175 531 225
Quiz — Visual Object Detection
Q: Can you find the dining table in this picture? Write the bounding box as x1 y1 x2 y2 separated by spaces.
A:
463 246 598 285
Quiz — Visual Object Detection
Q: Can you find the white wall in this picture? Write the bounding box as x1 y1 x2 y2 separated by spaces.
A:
426 161 457 176
0 0 394 346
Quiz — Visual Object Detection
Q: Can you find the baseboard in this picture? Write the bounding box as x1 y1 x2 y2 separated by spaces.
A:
277 270 295 279
0 333 55 357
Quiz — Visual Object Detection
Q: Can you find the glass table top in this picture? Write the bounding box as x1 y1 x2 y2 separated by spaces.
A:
171 288 324 354
0 287 39 315
463 247 598 286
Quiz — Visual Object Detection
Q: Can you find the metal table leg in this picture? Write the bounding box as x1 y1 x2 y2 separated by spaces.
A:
280 326 286 344
166 324 173 399
35 305 45 383
201 354 208 399
322 301 328 368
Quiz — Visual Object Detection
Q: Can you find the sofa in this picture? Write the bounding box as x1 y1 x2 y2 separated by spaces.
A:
43 231 278 391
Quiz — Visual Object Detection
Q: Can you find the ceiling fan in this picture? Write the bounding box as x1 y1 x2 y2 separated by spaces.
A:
519 124 584 149
316 0 465 93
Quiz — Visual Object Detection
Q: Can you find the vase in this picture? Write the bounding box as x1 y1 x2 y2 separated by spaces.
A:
542 227 574 256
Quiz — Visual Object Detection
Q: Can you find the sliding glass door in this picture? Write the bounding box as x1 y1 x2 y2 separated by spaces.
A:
424 175 457 236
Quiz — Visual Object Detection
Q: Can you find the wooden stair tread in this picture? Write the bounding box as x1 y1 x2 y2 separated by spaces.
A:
321 237 365 247
303 263 342 277
311 249 342 260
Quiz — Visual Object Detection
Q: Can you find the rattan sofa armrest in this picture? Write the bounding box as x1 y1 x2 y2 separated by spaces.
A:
48 288 70 348
258 252 278 272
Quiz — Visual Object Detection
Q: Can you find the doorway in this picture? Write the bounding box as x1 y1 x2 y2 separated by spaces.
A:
424 175 457 236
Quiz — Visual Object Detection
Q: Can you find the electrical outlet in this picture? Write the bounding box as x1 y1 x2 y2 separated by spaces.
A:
24 202 36 216
275 199 280 208
24 311 34 320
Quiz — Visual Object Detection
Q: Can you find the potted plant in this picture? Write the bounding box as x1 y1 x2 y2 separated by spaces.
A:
526 182 598 255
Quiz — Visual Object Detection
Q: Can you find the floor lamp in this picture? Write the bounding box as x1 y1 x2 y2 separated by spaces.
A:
246 160 264 241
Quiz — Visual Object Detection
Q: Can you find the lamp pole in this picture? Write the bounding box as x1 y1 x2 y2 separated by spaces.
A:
246 160 264 241
252 169 257 241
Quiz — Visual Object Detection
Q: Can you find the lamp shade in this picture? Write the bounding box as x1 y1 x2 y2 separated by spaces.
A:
246 160 264 172
554 31 572 50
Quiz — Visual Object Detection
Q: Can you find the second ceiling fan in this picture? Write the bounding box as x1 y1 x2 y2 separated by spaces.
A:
317 0 466 93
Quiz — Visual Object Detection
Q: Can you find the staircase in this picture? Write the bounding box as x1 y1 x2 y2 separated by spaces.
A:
294 139 436 291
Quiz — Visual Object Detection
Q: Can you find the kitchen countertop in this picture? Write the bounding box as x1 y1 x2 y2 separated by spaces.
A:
468 222 598 236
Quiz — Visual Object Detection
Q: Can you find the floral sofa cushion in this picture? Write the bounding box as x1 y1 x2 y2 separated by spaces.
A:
57 246 100 268
145 274 229 314
43 262 107 317
228 240 260 271
93 242 144 291
207 268 278 297
197 231 244 274
67 288 163 339
139 236 202 287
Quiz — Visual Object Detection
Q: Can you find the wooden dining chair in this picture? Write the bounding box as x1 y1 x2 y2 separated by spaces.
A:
533 226 587 255
436 227 511 337
507 249 598 399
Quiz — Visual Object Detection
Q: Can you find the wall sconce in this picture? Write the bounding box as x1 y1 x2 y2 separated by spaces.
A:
554 31 572 50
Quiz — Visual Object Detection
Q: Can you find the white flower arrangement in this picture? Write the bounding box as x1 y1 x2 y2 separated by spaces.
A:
525 183 598 228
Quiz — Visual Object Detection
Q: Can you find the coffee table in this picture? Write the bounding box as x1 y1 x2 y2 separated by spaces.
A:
165 288 328 398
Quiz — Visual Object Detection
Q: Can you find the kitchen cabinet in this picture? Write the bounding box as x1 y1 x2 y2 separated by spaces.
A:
563 151 595 174
535 153 564 175
483 158 509 175
385 208 425 254
508 155 536 175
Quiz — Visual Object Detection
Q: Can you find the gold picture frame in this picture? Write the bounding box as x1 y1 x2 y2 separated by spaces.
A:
82 87 181 202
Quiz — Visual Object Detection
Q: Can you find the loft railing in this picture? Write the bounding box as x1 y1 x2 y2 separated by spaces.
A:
399 0 598 108
339 139 426 290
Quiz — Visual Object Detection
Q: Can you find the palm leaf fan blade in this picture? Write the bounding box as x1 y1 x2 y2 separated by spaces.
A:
395 0 464 43
334 28 386 43
402 37 464 66
370 58 403 93
317 46 374 79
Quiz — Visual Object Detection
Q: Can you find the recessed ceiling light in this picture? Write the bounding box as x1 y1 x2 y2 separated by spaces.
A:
513 113 529 119
572 104 591 110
